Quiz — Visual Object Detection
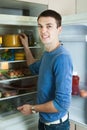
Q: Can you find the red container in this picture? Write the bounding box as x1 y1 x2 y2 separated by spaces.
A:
72 73 80 95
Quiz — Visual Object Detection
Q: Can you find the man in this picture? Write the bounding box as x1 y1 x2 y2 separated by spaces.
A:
17 10 73 130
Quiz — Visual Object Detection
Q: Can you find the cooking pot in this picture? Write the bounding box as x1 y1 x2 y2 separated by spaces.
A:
2 34 22 47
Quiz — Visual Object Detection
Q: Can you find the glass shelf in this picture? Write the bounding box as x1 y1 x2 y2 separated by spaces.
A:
0 75 38 83
0 45 41 50
0 91 37 101
0 60 26 63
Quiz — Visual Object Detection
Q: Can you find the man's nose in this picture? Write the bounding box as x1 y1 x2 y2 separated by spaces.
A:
41 27 47 33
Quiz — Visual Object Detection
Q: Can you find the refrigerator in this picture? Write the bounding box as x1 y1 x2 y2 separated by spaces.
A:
59 24 87 87
0 3 87 129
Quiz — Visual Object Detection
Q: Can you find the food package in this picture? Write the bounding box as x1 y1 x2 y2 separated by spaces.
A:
15 52 25 60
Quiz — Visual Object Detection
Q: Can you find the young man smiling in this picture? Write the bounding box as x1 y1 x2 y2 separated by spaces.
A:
17 10 73 130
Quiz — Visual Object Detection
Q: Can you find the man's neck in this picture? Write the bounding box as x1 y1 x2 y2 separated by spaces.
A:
45 42 61 52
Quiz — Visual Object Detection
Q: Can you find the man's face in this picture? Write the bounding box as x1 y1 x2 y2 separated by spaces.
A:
37 16 61 46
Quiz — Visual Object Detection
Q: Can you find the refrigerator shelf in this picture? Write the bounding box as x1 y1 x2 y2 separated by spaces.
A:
0 91 37 101
0 45 41 50
0 75 38 83
59 35 87 42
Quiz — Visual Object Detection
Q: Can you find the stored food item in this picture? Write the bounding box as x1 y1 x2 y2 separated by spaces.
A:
2 34 22 47
0 91 2 98
3 69 31 79
25 31 35 46
6 69 24 78
72 72 80 95
0 62 9 70
0 72 2 76
0 72 6 80
15 52 25 57
3 90 17 97
1 50 14 61
0 36 2 46
79 90 87 98
15 57 24 60
15 52 25 60
28 32 35 46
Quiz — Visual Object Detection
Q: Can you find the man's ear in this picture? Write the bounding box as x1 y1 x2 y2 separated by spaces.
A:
58 26 62 34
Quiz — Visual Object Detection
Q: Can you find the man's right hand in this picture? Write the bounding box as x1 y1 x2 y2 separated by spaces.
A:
19 33 29 48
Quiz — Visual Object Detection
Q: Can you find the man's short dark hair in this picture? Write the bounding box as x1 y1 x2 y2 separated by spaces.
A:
37 9 62 27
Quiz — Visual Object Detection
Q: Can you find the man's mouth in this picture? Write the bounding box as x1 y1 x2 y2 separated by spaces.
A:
41 35 49 39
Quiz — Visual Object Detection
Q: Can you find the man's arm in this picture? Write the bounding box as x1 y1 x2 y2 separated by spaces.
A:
19 34 36 66
17 101 58 115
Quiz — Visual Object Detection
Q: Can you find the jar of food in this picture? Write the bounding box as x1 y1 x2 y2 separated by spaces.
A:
2 34 22 47
72 72 80 95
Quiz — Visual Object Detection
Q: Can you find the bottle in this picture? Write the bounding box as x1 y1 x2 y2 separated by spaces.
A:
72 72 80 95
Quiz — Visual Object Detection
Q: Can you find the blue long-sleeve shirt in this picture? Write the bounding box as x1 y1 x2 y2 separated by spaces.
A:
29 45 73 123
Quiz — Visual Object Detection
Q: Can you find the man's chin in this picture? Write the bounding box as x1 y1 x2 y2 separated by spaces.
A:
42 40 49 44
41 38 49 43
44 43 50 47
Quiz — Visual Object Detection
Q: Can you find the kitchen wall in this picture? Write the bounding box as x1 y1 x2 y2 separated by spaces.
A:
59 25 87 87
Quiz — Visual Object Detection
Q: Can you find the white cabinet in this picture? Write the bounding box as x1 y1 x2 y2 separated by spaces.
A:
48 0 75 16
70 121 75 130
76 123 87 130
70 120 87 130
76 0 87 13
48 0 87 16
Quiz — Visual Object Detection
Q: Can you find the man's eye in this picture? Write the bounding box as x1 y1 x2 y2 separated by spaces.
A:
38 25 42 29
47 26 52 29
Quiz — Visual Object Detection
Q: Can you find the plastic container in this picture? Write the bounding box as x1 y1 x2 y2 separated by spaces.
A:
72 72 80 95
2 34 22 47
0 36 2 47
